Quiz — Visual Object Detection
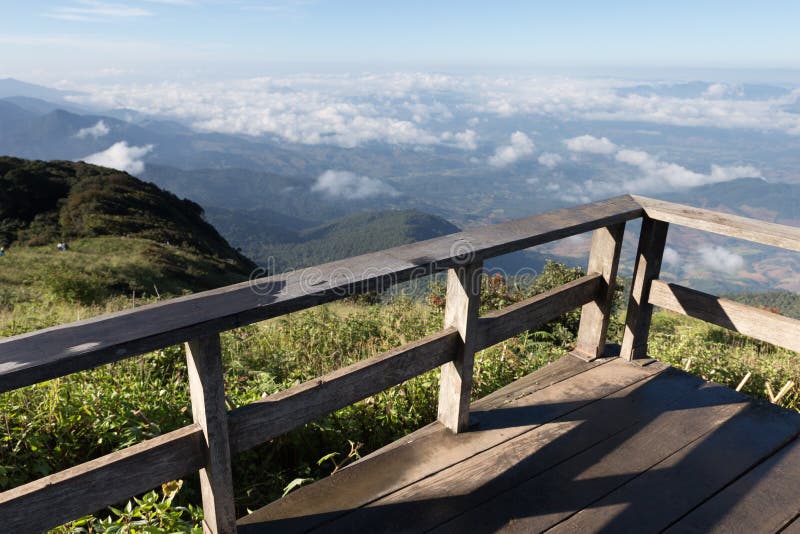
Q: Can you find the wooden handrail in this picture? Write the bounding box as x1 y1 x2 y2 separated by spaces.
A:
634 195 800 252
6 194 799 531
649 280 800 353
0 274 603 531
0 425 206 533
0 195 642 394
228 273 603 453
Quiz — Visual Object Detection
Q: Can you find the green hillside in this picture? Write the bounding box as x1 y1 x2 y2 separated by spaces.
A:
0 157 255 309
212 208 460 271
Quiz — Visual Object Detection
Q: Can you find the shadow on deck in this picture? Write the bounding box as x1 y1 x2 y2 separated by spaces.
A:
239 354 800 533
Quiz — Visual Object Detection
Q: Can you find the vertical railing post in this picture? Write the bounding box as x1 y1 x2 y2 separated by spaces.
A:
620 216 669 361
185 334 237 534
575 223 626 361
438 260 482 433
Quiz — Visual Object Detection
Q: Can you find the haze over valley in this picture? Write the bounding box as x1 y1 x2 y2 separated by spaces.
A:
2 72 799 292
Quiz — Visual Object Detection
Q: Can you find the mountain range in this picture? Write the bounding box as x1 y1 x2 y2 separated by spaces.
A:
1 77 800 293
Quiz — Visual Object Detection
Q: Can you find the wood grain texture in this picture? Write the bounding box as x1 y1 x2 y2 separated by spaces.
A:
0 195 642 393
620 215 669 360
185 335 236 534
649 280 800 353
352 354 610 465
667 438 800 533
316 367 704 534
237 357 656 532
441 380 751 534
228 328 460 453
635 195 800 252
0 425 204 533
439 262 482 433
477 274 601 350
546 401 800 533
575 223 625 360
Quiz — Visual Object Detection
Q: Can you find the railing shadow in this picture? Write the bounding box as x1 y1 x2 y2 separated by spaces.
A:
238 365 800 533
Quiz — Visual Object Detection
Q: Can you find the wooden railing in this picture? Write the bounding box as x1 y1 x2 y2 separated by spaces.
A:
1 194 798 533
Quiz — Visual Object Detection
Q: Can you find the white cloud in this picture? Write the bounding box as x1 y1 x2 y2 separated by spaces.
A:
537 152 563 168
564 135 617 154
703 83 743 99
699 245 745 274
441 129 478 150
75 120 110 139
617 148 761 192
550 134 762 202
488 131 534 167
47 1 152 21
311 170 399 200
82 141 153 174
65 74 800 151
662 246 680 268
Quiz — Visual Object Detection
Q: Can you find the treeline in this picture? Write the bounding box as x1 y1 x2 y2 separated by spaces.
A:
724 291 800 319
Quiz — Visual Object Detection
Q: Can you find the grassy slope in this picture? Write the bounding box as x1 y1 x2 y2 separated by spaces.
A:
1 258 799 530
0 236 252 335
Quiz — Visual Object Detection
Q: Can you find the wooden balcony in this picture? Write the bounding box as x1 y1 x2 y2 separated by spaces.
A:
2 195 800 533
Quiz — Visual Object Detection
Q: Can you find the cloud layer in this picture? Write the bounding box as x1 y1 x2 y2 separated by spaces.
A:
311 170 399 200
550 134 762 201
488 131 534 167
699 245 745 274
564 135 617 154
82 141 153 174
75 120 110 139
66 74 800 151
537 152 563 168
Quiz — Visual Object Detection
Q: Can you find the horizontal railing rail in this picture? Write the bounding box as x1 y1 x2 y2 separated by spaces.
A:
2 193 799 533
0 195 642 394
621 196 800 362
633 195 800 252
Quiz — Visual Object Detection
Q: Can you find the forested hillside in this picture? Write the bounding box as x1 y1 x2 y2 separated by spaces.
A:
0 157 255 307
209 208 460 270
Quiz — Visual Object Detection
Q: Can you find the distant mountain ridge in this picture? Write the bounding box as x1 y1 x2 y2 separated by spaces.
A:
662 177 800 224
209 208 460 271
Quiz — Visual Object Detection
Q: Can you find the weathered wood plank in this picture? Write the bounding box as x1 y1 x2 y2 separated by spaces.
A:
229 274 600 452
781 516 800 534
353 353 610 465
0 195 642 393
429 378 752 533
545 400 800 533
477 274 602 350
575 224 625 360
315 366 716 534
439 262 482 433
0 424 205 533
620 215 669 360
228 328 460 453
237 357 658 533
649 280 800 353
667 438 800 533
185 335 236 533
635 195 800 252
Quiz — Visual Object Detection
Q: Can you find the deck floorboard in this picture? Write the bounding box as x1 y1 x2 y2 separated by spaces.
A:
237 354 800 533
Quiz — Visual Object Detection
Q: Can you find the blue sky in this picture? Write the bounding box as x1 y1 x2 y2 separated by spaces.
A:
2 1 800 83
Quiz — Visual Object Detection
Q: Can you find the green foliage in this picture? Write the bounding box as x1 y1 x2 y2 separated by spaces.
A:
647 311 800 411
0 156 254 273
53 481 204 533
2 259 797 532
430 260 590 346
723 291 800 320
0 237 254 310
218 209 459 271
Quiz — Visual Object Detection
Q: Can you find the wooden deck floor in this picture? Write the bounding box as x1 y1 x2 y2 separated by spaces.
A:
238 354 800 533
